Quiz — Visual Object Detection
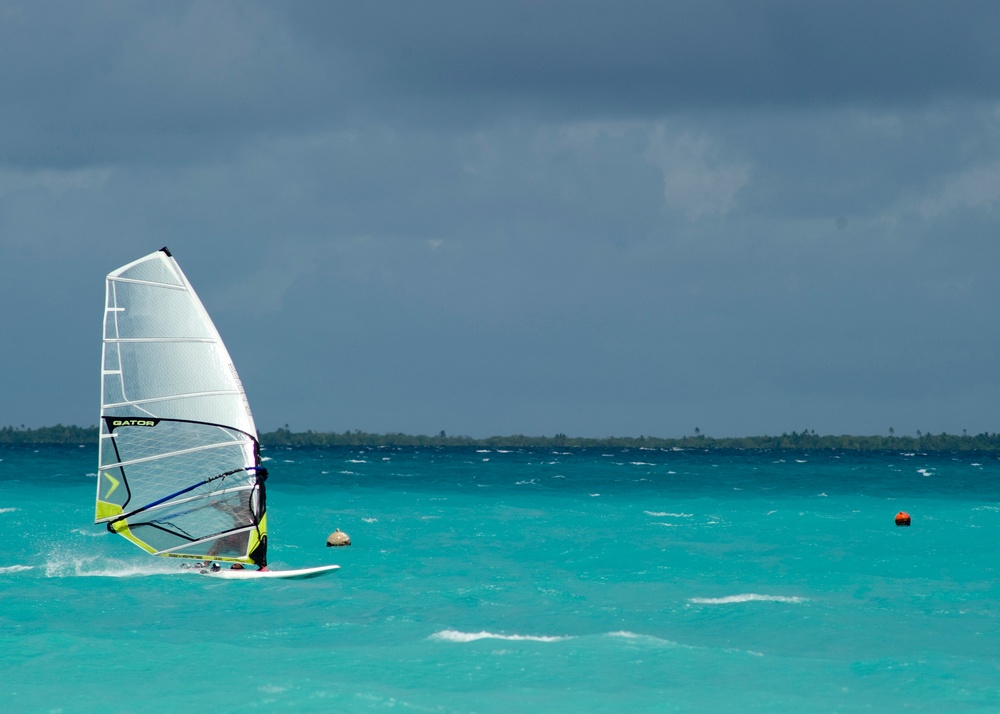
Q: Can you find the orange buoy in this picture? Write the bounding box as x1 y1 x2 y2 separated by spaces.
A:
894 511 911 527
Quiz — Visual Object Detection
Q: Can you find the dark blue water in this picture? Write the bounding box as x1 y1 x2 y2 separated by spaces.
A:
2 445 999 712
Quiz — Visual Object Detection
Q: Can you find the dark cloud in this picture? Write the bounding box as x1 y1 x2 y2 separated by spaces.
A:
4 1 1000 168
286 0 1000 112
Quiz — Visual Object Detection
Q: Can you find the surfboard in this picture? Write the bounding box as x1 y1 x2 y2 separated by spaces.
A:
199 564 341 580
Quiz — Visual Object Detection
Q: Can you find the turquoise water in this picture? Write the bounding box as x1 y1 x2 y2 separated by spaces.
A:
2 445 999 712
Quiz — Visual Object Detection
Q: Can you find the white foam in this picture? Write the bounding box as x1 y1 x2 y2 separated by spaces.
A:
689 594 807 605
71 528 107 537
917 468 934 477
430 629 572 643
0 507 18 514
258 684 288 695
0 565 33 574
362 517 378 523
645 511 693 518
45 554 186 579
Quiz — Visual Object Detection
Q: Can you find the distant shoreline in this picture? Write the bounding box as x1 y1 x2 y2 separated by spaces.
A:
3 424 999 451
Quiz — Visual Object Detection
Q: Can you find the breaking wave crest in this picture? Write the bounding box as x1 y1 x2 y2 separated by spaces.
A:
430 629 572 643
689 594 807 605
0 564 33 574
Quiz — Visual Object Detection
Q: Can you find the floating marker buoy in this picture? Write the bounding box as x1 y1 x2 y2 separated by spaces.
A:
326 528 351 547
894 511 911 527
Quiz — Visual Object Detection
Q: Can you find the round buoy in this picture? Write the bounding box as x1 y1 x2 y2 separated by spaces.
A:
326 528 352 547
894 511 911 527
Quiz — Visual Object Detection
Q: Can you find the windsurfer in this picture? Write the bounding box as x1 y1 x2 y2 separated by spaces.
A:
206 497 268 570
206 498 248 558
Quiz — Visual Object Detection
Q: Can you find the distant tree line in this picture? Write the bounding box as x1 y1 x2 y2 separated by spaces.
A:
260 427 1000 451
4 424 1000 451
0 424 99 444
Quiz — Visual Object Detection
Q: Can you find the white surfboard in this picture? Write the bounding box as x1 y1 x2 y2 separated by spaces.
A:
199 564 340 580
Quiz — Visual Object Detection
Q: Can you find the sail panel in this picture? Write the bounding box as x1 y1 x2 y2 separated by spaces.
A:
97 249 267 566
109 489 258 560
106 280 216 342
112 340 246 414
110 253 185 287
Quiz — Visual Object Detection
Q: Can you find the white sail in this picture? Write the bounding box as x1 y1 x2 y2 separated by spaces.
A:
96 248 267 567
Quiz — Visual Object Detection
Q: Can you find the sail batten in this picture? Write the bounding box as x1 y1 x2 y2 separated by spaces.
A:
102 440 255 470
105 337 218 344
107 277 188 290
97 250 268 567
102 389 244 409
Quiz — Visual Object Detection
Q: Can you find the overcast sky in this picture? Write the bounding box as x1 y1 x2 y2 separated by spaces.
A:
2 1 999 438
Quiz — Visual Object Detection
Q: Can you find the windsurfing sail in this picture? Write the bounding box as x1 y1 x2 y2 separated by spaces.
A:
96 247 267 568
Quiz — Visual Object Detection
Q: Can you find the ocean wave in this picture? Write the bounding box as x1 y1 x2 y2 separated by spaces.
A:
645 511 693 518
0 565 33 574
0 507 18 514
430 629 572 643
689 594 807 605
605 631 680 646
